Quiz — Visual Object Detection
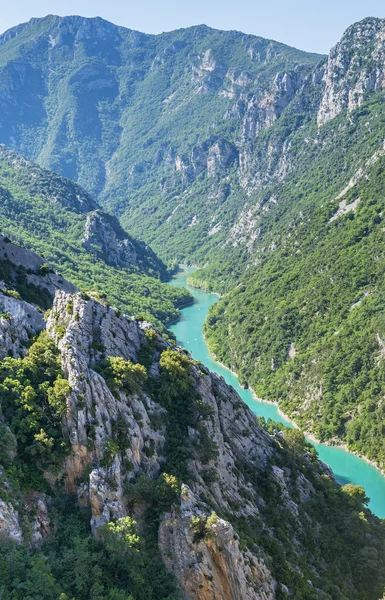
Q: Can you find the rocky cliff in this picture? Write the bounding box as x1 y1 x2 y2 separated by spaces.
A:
0 237 384 600
318 17 385 126
82 209 168 277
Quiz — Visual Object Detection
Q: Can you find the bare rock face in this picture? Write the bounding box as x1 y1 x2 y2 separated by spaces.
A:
24 492 51 547
81 210 167 277
242 69 308 139
175 139 238 185
0 234 77 357
318 17 385 126
0 234 77 297
159 486 275 600
0 498 22 543
0 292 44 359
207 141 238 178
46 290 166 529
41 288 332 598
0 469 22 543
82 210 139 268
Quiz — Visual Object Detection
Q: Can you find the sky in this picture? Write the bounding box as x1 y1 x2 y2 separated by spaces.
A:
1 0 385 54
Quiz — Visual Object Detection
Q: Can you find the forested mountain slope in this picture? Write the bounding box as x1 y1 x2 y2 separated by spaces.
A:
0 14 322 259
0 236 384 600
0 146 191 327
197 20 385 469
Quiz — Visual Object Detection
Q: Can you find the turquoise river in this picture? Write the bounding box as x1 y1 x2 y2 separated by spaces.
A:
169 267 385 518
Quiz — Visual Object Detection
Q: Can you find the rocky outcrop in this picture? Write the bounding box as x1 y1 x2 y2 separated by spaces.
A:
242 69 309 139
175 139 238 186
24 492 51 547
159 486 275 600
318 18 385 126
0 292 44 359
46 290 166 529
42 288 280 596
82 210 138 267
0 233 76 296
0 234 77 357
82 210 168 276
45 287 276 532
0 497 22 543
40 286 342 599
207 141 238 178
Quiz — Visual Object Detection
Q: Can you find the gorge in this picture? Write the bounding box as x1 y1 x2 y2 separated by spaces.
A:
170 267 385 518
0 10 385 600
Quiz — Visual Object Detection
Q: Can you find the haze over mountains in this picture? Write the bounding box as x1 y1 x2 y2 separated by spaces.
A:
0 12 385 600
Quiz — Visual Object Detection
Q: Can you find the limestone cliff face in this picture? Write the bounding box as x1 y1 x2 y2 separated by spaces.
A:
159 486 274 600
43 288 279 597
44 286 272 520
318 17 385 126
46 290 166 528
0 234 76 296
0 292 44 359
0 273 280 595
0 234 76 358
241 68 310 141
0 240 372 599
82 209 167 277
83 210 139 268
175 139 238 185
0 469 51 547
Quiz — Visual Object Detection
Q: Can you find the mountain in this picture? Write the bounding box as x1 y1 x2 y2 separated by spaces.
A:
0 13 384 476
0 235 384 600
0 14 322 261
0 145 191 327
198 18 385 469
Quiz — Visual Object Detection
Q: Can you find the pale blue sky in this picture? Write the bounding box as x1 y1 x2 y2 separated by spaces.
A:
2 0 385 54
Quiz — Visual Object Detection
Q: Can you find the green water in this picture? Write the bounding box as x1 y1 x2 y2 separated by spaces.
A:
169 267 385 518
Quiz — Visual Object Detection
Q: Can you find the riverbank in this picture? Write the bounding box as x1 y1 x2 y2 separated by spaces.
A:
186 269 385 475
212 346 385 477
168 267 385 517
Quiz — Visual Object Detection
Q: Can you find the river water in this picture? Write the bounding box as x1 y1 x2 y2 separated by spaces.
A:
169 267 385 518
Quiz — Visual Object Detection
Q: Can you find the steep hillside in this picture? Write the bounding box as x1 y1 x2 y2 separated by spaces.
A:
0 146 191 327
198 20 385 467
0 14 322 260
0 238 384 600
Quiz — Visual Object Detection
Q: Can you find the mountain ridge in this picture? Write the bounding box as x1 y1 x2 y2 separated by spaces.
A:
0 14 327 55
0 144 192 328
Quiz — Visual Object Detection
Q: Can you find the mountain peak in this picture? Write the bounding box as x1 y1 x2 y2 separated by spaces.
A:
317 16 385 125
